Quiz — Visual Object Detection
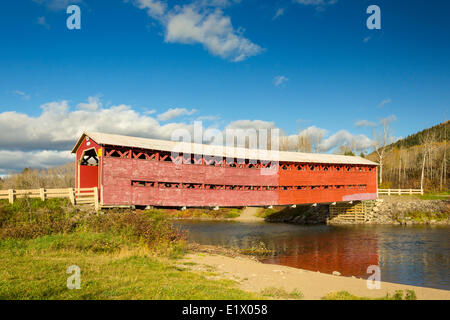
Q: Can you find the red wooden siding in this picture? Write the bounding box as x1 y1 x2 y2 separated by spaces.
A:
98 146 377 207
278 163 377 204
102 157 279 206
79 166 99 189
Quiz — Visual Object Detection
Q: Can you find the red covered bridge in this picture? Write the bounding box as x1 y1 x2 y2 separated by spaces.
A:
72 132 378 208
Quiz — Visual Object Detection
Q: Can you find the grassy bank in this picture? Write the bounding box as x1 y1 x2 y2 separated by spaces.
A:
0 199 258 300
397 210 449 223
0 236 260 299
416 192 450 201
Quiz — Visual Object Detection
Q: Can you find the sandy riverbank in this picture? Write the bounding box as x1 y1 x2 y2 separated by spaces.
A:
180 252 450 300
233 207 264 222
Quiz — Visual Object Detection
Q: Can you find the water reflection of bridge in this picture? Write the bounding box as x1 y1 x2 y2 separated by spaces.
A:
182 222 450 289
260 232 379 277
189 226 380 278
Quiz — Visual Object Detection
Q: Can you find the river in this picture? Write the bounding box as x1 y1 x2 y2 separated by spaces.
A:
175 221 450 290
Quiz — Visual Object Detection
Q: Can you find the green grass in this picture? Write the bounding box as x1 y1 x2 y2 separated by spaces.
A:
260 287 303 300
402 211 448 222
322 290 417 300
384 191 450 200
416 192 450 200
0 234 261 300
0 198 262 300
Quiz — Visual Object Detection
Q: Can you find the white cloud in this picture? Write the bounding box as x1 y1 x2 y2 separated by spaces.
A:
318 130 372 153
378 98 391 108
144 109 157 115
226 119 276 130
297 126 327 151
298 125 328 139
273 75 289 87
157 107 197 121
273 8 284 20
285 126 372 153
76 96 102 111
0 150 74 175
0 97 196 153
165 6 262 62
355 119 377 127
363 36 371 43
225 123 372 153
133 0 263 62
134 0 167 18
37 16 50 29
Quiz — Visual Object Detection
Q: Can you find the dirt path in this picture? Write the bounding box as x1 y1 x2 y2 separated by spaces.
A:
234 207 265 222
181 253 450 300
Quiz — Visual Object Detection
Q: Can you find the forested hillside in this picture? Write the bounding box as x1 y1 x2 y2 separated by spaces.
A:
368 121 448 191
387 121 448 150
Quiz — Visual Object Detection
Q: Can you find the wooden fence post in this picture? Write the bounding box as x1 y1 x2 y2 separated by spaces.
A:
388 189 391 196
8 189 14 204
94 187 99 211
68 188 75 205
421 189 424 195
40 188 45 201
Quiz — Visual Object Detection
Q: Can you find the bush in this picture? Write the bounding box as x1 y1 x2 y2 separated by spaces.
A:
0 200 186 255
86 210 186 249
0 198 78 239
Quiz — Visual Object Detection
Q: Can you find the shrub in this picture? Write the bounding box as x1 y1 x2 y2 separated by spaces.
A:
0 200 186 255
85 210 186 249
0 198 78 239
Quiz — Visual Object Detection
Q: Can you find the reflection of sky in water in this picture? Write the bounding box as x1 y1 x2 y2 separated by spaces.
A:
175 221 450 290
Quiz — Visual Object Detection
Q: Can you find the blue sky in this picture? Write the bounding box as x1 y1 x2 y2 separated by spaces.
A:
0 0 449 173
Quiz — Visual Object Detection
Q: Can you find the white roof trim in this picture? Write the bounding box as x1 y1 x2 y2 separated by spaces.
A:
72 131 378 166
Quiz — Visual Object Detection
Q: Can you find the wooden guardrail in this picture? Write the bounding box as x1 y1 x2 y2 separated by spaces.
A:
0 187 99 211
377 188 423 195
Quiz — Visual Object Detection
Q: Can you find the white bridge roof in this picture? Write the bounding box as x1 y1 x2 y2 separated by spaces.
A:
72 131 378 166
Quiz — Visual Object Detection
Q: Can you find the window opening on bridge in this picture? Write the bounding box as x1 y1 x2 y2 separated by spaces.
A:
80 148 99 166
132 181 367 191
103 146 375 175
